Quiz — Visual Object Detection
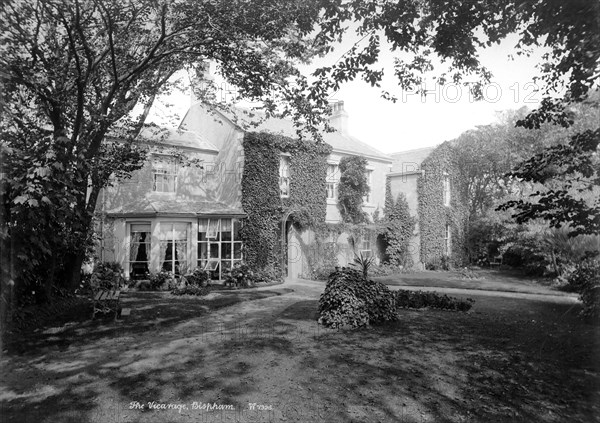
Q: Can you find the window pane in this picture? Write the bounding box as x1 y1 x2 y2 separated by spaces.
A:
222 243 232 259
160 223 173 239
198 218 208 232
205 259 220 271
207 219 220 238
161 241 173 272
221 219 231 232
131 223 151 232
210 243 219 258
280 156 290 197
233 220 242 240
234 243 242 259
198 242 208 260
173 223 188 240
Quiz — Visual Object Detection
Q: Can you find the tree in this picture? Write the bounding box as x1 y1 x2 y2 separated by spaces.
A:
2 0 598 314
452 96 599 264
0 0 333 306
337 156 370 224
497 129 600 237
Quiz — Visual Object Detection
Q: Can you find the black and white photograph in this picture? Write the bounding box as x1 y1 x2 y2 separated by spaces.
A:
1 0 598 422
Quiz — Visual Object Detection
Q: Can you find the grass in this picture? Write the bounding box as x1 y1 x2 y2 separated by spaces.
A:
0 280 598 423
374 268 574 296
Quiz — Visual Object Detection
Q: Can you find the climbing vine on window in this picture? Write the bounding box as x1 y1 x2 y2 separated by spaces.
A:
241 131 330 275
337 156 370 224
417 142 468 268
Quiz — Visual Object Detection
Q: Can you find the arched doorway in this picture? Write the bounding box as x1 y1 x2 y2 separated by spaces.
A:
280 209 300 280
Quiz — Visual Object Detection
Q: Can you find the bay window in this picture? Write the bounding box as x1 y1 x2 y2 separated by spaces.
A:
198 218 243 280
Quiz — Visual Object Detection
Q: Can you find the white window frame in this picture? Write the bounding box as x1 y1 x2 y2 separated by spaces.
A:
443 172 451 207
444 223 451 256
326 163 339 200
159 222 190 275
279 155 290 198
198 218 243 280
128 222 152 279
363 169 373 204
152 156 177 193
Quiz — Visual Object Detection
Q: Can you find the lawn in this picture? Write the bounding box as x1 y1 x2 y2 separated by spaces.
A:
374 268 573 296
0 280 598 423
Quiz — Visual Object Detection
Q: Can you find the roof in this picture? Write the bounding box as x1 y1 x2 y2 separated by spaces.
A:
106 198 245 217
390 147 436 173
137 126 219 152
253 116 393 162
187 104 393 162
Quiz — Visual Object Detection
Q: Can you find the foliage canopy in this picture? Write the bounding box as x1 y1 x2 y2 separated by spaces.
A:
1 0 598 316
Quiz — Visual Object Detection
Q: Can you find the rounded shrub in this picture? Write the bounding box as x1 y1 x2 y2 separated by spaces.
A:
317 267 398 329
185 268 210 287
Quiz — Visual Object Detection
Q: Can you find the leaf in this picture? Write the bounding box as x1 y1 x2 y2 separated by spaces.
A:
13 195 28 204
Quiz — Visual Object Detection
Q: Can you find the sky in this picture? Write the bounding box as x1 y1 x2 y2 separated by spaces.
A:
148 32 547 155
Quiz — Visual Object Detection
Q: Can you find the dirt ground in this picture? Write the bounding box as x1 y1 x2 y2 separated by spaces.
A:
0 278 598 423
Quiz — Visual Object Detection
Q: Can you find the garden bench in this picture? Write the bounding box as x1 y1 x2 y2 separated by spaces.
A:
490 255 503 268
92 289 121 320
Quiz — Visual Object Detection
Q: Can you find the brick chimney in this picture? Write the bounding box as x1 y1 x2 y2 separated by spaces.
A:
329 100 349 135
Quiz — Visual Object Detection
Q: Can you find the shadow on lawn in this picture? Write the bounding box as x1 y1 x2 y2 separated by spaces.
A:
297 298 599 423
2 289 291 356
1 289 598 423
1 289 295 423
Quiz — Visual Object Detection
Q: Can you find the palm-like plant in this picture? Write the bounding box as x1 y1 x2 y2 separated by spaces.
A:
353 252 375 279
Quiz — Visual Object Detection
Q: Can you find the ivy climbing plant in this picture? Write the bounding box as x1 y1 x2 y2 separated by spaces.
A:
241 131 330 276
383 191 416 268
417 142 468 268
337 156 370 224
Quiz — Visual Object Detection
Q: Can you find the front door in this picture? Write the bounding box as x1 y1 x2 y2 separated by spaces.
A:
286 221 302 279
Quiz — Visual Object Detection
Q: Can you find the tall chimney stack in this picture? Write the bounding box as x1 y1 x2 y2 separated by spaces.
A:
329 100 349 135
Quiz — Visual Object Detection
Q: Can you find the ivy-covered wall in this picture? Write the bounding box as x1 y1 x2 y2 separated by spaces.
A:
337 156 370 223
241 131 331 275
417 142 468 267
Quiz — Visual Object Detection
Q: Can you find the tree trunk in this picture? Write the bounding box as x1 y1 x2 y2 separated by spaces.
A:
0 235 14 348
66 251 86 291
0 171 15 347
65 181 102 291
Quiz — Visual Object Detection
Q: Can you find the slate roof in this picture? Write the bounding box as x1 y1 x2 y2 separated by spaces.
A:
137 126 219 152
186 105 393 162
252 116 393 162
390 147 436 173
106 198 245 217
